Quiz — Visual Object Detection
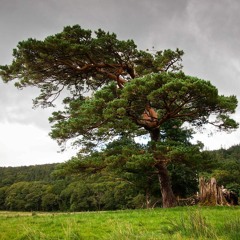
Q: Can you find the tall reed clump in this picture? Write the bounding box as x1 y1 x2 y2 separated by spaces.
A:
107 224 137 240
164 208 218 239
106 221 161 240
18 219 83 240
17 225 47 240
62 219 84 240
222 215 240 240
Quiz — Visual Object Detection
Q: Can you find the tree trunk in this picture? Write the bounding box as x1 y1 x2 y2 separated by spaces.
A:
145 189 151 209
150 128 177 208
199 177 229 206
156 161 177 208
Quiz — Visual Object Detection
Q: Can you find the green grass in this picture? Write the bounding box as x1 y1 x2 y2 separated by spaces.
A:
0 206 239 239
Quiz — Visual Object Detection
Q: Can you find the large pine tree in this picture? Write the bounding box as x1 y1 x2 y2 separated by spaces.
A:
0 25 238 207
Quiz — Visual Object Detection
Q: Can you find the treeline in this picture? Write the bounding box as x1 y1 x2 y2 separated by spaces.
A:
0 164 56 187
0 145 239 212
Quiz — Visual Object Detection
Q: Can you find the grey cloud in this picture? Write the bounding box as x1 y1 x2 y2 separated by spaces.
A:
0 81 52 129
187 0 240 54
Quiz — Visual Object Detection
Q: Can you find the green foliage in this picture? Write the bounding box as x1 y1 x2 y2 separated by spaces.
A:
47 71 238 152
0 187 7 210
0 136 237 213
56 134 204 207
5 182 44 211
0 143 239 212
0 25 138 106
41 192 59 211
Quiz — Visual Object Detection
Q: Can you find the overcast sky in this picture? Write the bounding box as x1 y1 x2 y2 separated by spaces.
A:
0 0 240 167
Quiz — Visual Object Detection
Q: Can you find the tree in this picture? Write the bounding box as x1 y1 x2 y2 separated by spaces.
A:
24 182 47 211
0 25 238 208
59 137 161 209
4 182 30 211
0 187 7 210
41 192 59 211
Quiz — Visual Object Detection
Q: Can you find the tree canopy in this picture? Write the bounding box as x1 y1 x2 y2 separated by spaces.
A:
0 25 238 208
0 25 183 107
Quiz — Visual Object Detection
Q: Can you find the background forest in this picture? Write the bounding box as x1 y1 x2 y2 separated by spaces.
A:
0 144 239 212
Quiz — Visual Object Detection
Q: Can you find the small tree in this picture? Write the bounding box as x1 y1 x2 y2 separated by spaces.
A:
0 25 238 208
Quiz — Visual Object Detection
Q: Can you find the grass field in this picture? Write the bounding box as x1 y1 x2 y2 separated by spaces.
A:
0 206 239 239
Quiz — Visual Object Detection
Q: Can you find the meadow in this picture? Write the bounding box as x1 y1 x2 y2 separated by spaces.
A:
0 206 239 239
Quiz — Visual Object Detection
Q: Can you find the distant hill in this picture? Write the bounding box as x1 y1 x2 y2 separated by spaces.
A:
0 163 58 187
